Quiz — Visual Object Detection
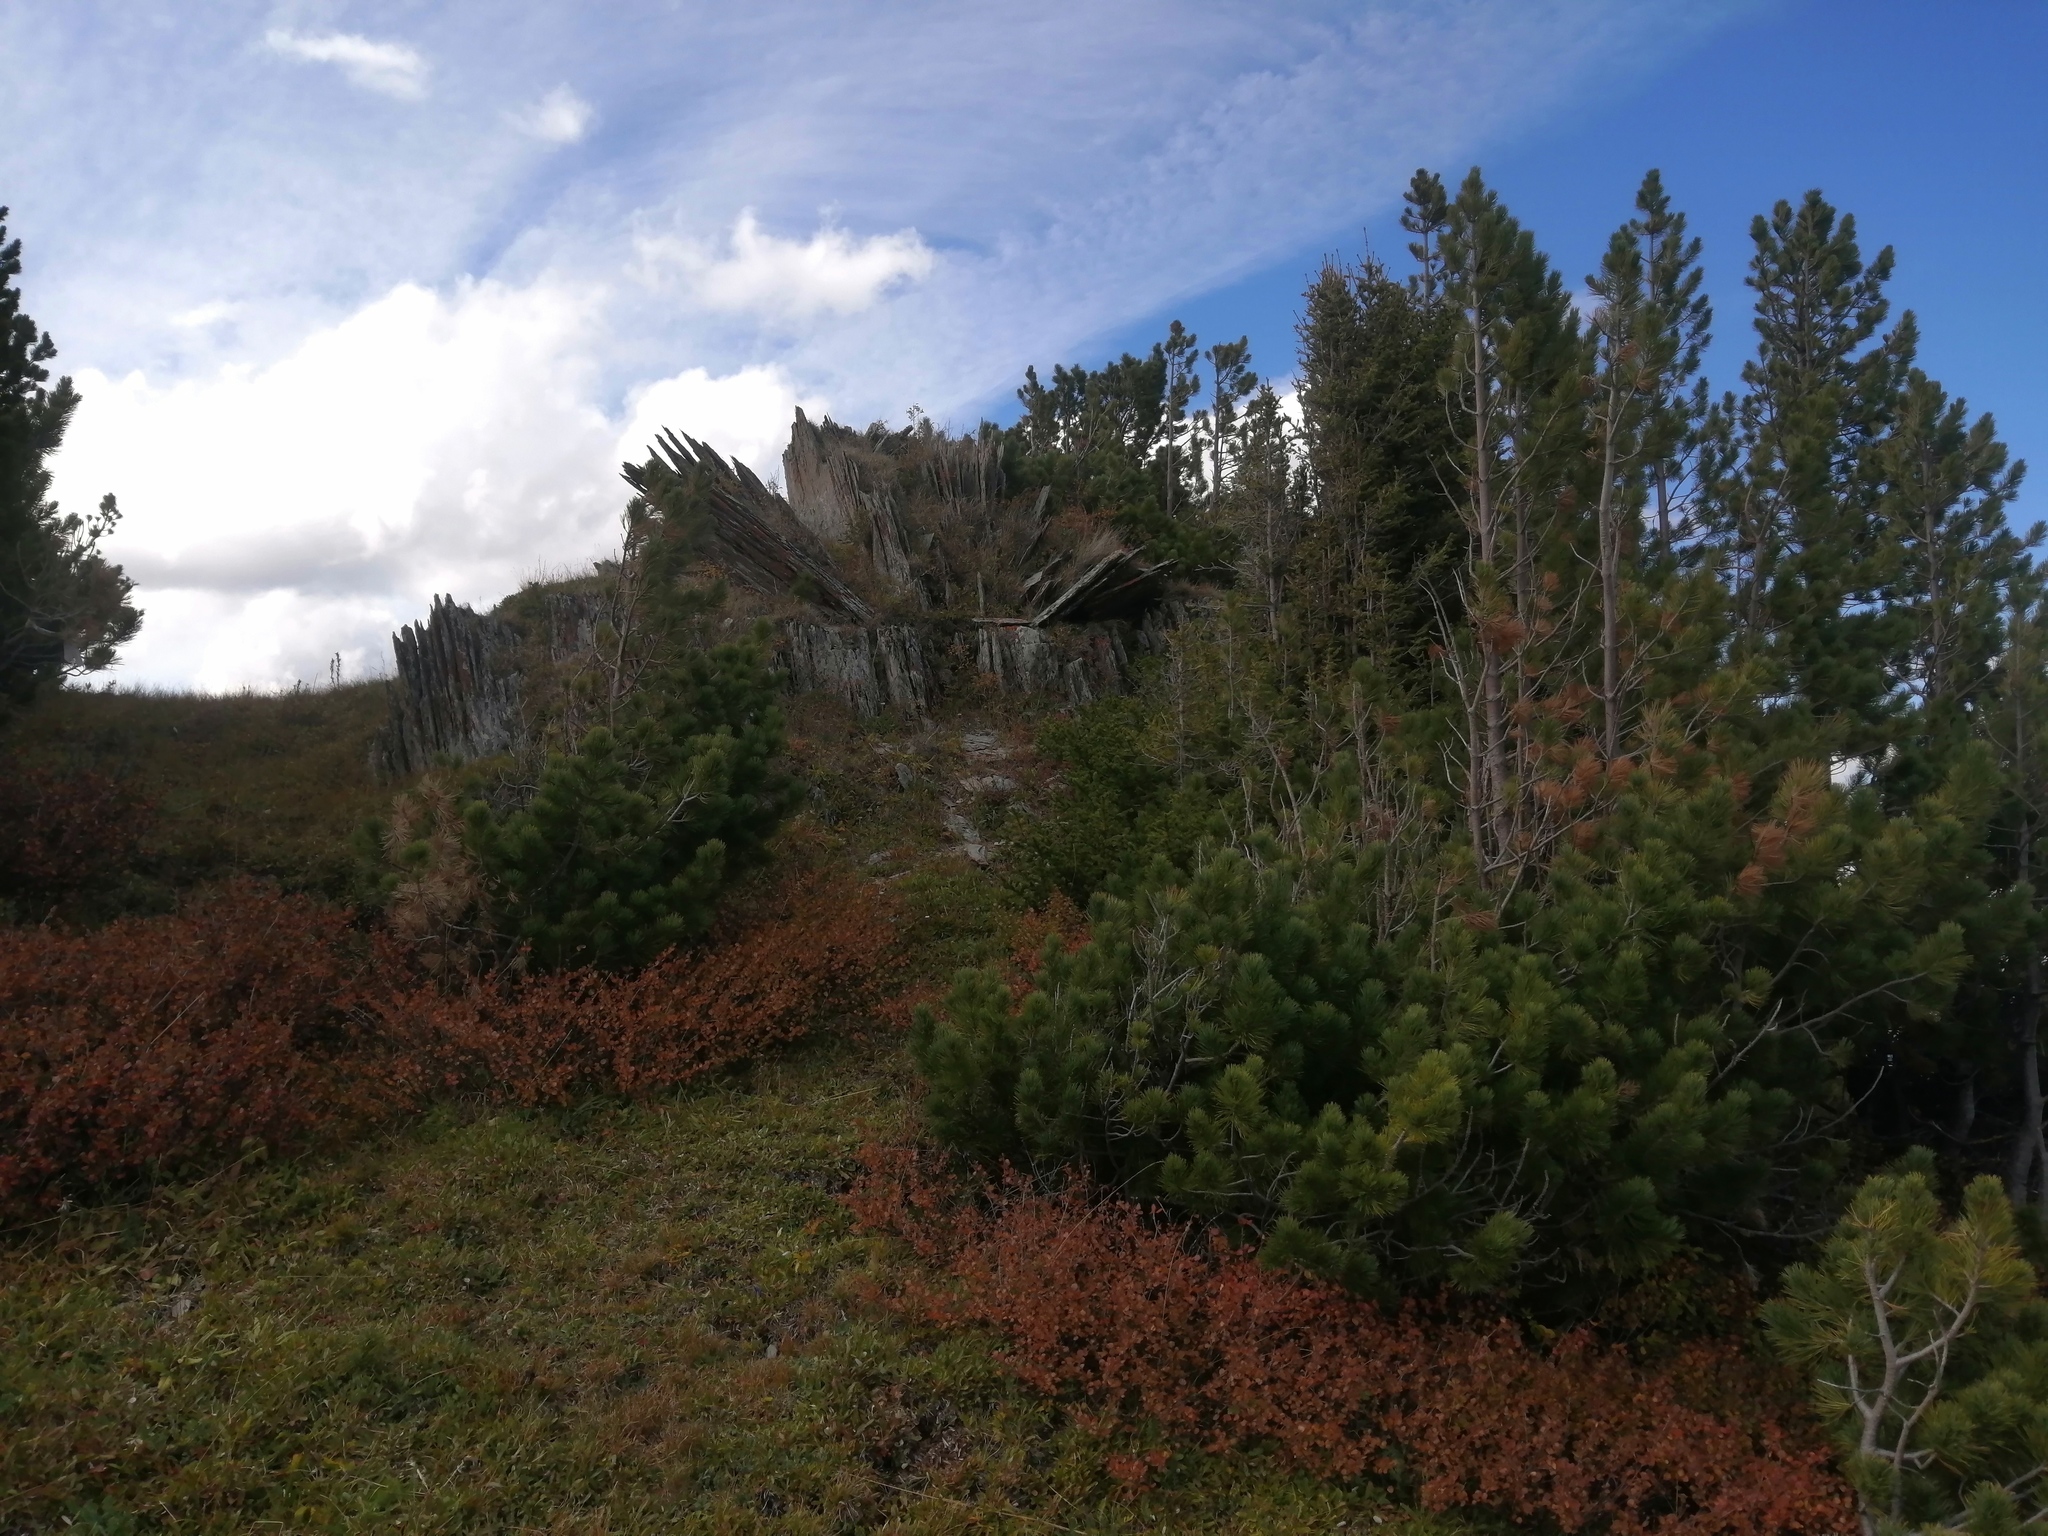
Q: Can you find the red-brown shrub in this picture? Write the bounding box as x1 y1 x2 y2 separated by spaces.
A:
0 872 902 1216
0 762 153 918
376 870 907 1106
846 1145 1855 1535
0 881 389 1211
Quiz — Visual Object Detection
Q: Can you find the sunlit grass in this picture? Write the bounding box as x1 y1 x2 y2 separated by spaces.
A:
2 1034 1418 1534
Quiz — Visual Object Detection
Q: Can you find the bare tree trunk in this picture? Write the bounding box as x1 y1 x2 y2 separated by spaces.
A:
1470 322 1510 872
1653 462 1672 562
1596 402 1624 762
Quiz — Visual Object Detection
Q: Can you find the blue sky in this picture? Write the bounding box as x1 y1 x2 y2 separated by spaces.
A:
1087 1 2048 476
2 1 2040 689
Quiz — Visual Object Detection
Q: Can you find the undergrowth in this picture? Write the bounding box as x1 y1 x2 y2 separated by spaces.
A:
0 869 902 1218
845 1146 1855 1535
0 1036 1428 1535
0 681 395 905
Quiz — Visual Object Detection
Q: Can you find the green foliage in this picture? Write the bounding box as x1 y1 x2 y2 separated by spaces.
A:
464 627 795 970
917 166 2048 1325
1003 695 1222 909
1005 333 1238 570
1291 252 1459 682
0 207 138 710
918 719 2009 1307
1766 1159 2048 1535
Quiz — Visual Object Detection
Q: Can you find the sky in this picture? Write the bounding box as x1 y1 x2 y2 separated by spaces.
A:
3 0 2042 692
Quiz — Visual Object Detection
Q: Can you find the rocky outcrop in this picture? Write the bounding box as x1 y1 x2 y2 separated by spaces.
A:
779 622 933 717
973 621 1131 708
624 429 873 621
372 595 525 780
375 412 1201 771
782 407 861 545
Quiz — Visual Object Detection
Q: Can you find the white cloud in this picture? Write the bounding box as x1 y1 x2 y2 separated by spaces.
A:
640 211 937 322
514 84 594 145
169 300 237 329
7 1 1757 689
616 365 818 482
52 279 806 691
263 29 429 100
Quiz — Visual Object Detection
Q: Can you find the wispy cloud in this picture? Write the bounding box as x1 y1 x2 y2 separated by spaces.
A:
263 28 429 100
169 300 237 330
639 211 936 322
513 84 594 144
7 1 1751 688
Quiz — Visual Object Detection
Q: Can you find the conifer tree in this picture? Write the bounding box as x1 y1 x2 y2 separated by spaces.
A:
1765 1159 2047 1536
1631 170 1713 560
1292 255 1457 680
1199 335 1255 510
1438 168 1581 885
1986 591 2048 1207
1877 373 2033 801
0 206 138 708
1716 191 1913 764
1399 168 1450 300
1160 320 1201 522
1583 222 1651 762
460 454 796 970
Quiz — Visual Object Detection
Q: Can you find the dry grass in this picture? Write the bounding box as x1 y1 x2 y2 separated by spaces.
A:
0 680 1456 1533
0 681 395 900
1 1035 1423 1534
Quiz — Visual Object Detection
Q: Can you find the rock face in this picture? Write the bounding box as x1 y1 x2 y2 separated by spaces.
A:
779 622 933 717
372 595 525 780
781 407 860 545
973 621 1131 708
625 428 873 621
375 411 1199 773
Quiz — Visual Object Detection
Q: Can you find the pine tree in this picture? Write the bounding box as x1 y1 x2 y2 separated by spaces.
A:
1292 255 1457 682
1632 170 1713 560
1160 320 1201 522
1765 1158 2047 1536
1199 335 1255 511
1716 191 1913 764
1438 167 1581 886
0 206 138 707
1399 168 1450 300
1986 590 2048 1208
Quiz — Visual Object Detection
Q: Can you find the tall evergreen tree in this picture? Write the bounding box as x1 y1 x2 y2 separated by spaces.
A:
1716 191 1913 764
1438 167 1580 884
1399 168 1450 300
1291 255 1457 684
1631 170 1713 560
0 206 138 708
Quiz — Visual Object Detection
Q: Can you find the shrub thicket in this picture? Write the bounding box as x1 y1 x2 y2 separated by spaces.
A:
462 627 796 970
912 169 2046 1326
0 760 154 923
0 872 900 1217
848 1143 1854 1534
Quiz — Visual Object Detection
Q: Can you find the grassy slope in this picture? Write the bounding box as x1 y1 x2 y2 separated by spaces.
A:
0 683 1442 1534
1 681 396 900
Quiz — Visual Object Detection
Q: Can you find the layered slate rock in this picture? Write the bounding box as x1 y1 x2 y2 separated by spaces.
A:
376 411 1198 767
372 595 524 780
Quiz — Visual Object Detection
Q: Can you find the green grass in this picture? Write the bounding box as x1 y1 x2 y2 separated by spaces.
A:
1 682 1461 1533
1 681 396 900
1 1033 1420 1534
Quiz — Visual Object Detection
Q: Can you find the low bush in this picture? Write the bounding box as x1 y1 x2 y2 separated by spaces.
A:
0 760 155 922
847 1144 1855 1535
1002 695 1219 909
377 869 907 1107
0 881 388 1212
1 872 902 1217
